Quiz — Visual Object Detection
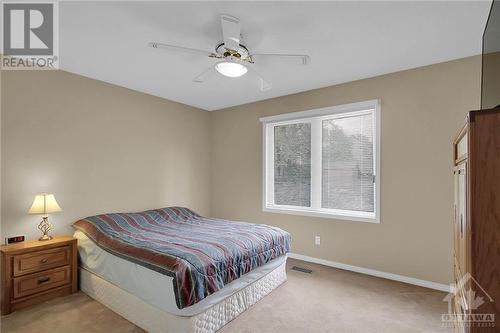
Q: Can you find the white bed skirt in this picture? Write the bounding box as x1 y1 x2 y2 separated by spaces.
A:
79 260 287 333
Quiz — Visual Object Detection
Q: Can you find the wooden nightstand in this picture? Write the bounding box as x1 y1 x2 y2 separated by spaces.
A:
0 236 77 315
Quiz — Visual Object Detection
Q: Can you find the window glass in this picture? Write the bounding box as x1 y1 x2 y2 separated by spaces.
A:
322 114 374 212
274 123 311 207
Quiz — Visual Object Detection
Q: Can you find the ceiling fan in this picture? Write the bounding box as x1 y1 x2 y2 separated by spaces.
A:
149 14 310 91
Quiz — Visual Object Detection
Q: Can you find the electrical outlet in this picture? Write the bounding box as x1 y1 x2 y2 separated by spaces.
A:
315 235 321 245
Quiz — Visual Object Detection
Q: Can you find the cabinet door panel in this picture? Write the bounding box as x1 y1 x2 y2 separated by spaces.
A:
453 168 460 261
457 164 467 277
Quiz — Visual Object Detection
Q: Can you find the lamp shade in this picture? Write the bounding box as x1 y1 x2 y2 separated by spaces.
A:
28 194 62 215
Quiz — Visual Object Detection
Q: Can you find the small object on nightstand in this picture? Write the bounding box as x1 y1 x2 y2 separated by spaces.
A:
5 235 26 244
0 236 77 315
27 193 63 241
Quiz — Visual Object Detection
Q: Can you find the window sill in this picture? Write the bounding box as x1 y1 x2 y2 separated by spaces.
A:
263 205 380 224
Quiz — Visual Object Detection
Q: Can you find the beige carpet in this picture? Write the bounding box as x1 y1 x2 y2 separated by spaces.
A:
1 259 449 333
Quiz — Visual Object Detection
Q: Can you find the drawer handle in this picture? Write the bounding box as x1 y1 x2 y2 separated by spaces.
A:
40 258 48 263
37 276 50 284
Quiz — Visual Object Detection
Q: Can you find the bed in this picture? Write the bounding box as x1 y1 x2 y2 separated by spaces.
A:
73 207 291 333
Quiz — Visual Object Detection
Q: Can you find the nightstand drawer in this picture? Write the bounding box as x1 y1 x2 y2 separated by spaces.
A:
13 246 70 276
13 265 71 299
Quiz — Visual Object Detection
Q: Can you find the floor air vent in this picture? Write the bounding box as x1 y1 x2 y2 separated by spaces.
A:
291 266 312 274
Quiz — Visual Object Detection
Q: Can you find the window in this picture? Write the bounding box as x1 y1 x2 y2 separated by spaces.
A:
261 100 380 223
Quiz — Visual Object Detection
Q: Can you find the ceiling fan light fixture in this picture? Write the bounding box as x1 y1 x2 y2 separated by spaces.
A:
215 61 247 78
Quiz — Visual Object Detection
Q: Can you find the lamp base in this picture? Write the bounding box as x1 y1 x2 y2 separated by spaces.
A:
38 234 53 241
37 216 53 241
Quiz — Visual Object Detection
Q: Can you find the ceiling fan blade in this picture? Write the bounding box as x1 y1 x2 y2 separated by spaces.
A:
220 15 240 52
192 65 216 83
259 76 272 91
149 42 216 57
250 53 310 65
247 66 272 92
259 77 272 91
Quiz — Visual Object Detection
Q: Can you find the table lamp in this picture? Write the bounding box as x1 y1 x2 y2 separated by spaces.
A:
28 193 62 241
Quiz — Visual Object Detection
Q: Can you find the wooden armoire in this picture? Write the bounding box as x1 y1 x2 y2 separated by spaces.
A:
452 108 500 332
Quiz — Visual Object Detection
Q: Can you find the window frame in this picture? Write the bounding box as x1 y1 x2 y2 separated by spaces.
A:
260 99 381 223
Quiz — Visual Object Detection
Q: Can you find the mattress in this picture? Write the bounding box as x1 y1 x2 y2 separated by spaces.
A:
74 230 287 316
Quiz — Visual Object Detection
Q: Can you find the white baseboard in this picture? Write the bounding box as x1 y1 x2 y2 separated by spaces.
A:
287 252 451 293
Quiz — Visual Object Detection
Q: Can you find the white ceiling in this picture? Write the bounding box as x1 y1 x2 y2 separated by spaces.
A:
59 1 491 111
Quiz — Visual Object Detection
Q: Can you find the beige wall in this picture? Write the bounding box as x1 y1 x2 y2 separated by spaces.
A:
210 56 481 285
482 51 500 109
1 70 211 240
1 56 481 285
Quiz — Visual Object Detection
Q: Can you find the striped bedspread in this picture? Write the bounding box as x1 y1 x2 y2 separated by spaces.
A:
73 207 291 309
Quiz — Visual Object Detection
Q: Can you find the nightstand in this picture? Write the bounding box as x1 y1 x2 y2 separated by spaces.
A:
0 236 77 315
